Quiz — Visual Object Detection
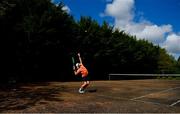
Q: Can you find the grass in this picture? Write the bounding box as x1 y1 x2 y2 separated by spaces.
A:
156 76 180 80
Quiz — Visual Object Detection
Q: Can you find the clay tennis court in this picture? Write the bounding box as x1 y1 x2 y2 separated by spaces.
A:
0 79 180 113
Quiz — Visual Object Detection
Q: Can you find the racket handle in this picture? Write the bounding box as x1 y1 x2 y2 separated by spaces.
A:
73 66 75 70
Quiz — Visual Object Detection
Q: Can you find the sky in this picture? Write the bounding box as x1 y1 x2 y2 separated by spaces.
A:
52 0 180 60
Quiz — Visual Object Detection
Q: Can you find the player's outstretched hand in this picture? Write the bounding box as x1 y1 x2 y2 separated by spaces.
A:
78 53 80 57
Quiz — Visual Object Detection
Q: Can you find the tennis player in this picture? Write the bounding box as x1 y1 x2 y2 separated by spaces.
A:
74 53 89 93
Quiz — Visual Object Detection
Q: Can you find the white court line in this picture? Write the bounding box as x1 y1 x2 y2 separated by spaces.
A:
131 87 180 100
170 100 180 106
96 87 180 107
96 94 169 107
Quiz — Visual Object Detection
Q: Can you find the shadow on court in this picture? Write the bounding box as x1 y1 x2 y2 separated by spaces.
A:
0 82 64 112
0 80 180 113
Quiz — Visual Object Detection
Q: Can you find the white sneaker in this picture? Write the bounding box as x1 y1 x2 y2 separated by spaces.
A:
78 88 85 94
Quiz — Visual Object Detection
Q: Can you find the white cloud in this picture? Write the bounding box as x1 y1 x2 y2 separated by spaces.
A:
105 0 134 24
51 0 55 3
133 24 172 43
103 0 180 58
51 0 71 13
51 0 59 6
162 34 180 54
62 5 71 13
104 0 172 43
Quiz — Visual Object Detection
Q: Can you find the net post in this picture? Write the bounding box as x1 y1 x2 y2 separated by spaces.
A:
108 74 111 80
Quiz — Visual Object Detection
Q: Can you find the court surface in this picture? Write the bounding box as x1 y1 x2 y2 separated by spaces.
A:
0 79 180 113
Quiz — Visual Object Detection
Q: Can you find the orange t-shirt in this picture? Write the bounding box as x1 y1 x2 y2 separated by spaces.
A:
77 64 88 77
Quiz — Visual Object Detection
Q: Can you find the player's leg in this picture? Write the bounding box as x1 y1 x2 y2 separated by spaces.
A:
83 81 90 89
79 81 86 93
78 76 90 93
81 76 89 89
81 81 87 90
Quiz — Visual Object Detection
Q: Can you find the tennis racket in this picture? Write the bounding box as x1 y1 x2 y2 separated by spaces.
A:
71 56 75 70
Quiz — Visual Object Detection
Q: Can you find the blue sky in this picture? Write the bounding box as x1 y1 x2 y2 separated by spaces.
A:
53 0 180 59
134 0 180 32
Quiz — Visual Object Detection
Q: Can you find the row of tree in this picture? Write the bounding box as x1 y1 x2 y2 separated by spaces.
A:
1 0 180 83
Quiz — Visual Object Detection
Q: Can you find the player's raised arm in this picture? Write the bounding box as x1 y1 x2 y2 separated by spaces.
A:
78 53 82 64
